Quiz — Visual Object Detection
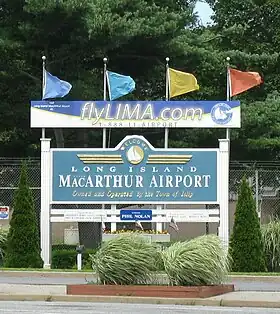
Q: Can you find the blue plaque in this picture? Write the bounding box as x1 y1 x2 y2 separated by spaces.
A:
120 210 152 221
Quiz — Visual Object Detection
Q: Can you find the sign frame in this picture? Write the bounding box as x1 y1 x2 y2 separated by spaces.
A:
40 136 230 270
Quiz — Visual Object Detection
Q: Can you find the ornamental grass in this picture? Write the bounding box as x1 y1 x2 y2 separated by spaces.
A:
0 228 8 247
92 234 160 285
261 218 280 272
0 227 8 264
161 235 230 286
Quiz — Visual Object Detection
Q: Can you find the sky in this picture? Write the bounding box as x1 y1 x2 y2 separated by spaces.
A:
194 1 213 25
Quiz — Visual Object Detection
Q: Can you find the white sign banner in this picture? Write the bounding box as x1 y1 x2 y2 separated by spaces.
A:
30 100 241 128
50 209 219 223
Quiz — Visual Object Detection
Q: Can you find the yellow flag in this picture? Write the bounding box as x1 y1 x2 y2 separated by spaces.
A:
168 68 199 98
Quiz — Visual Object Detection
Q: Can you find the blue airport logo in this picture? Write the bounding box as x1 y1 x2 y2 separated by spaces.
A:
211 103 233 125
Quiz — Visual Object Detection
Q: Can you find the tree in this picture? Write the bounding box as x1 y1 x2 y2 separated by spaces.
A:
0 0 197 154
229 176 266 272
234 93 280 160
4 162 43 268
2 0 280 160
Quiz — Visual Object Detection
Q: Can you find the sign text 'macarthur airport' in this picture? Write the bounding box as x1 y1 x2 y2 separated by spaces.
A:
51 136 218 204
31 100 240 128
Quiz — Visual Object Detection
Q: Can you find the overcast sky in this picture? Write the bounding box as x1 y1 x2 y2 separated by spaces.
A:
195 1 213 25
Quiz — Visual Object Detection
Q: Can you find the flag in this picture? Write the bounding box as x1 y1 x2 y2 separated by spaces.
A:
135 220 144 231
229 68 262 97
106 71 135 100
42 71 72 100
168 68 199 98
169 217 179 232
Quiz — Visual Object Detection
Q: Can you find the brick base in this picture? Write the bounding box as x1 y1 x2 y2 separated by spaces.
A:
67 284 234 298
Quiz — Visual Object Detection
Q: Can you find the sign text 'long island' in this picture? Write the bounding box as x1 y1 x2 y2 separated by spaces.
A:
51 136 219 204
31 100 240 128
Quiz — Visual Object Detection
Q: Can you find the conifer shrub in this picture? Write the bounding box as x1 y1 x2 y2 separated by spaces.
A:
4 162 43 268
229 176 266 272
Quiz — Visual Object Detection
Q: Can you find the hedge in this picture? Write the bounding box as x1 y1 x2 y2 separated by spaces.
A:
52 249 97 269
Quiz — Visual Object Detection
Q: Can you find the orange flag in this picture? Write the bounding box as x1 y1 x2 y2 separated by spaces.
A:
229 68 262 97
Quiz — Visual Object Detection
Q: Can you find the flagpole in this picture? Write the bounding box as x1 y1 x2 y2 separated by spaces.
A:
103 58 107 149
163 57 170 232
42 56 46 139
165 57 170 148
102 58 108 232
226 56 231 140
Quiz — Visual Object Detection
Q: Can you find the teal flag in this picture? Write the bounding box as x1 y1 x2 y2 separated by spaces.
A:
107 71 135 100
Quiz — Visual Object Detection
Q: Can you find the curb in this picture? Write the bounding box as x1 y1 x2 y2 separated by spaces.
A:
1 271 280 283
0 294 280 308
0 271 94 278
0 294 220 305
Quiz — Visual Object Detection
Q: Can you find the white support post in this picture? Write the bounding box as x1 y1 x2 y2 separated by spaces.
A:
156 205 163 233
77 253 82 271
111 204 117 232
218 139 230 250
40 138 51 269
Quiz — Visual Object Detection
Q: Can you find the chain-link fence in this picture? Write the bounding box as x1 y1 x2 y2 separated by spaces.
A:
1 158 280 266
229 161 280 226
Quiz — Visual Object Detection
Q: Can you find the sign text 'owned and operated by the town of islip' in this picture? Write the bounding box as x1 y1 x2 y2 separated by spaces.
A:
51 136 219 204
31 100 240 128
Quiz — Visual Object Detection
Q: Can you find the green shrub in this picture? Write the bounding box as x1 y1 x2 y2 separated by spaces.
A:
52 244 77 251
261 218 280 272
52 249 97 269
52 250 77 269
162 235 229 286
229 177 266 272
92 234 160 285
4 162 43 268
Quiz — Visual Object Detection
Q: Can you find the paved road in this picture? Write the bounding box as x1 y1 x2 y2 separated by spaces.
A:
233 281 280 292
231 280 280 292
0 301 280 314
1 274 280 291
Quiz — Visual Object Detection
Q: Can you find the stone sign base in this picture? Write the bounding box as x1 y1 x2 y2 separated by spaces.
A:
67 284 234 298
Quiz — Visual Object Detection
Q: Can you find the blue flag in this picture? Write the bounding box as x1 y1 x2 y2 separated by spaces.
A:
107 71 135 100
42 71 72 100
